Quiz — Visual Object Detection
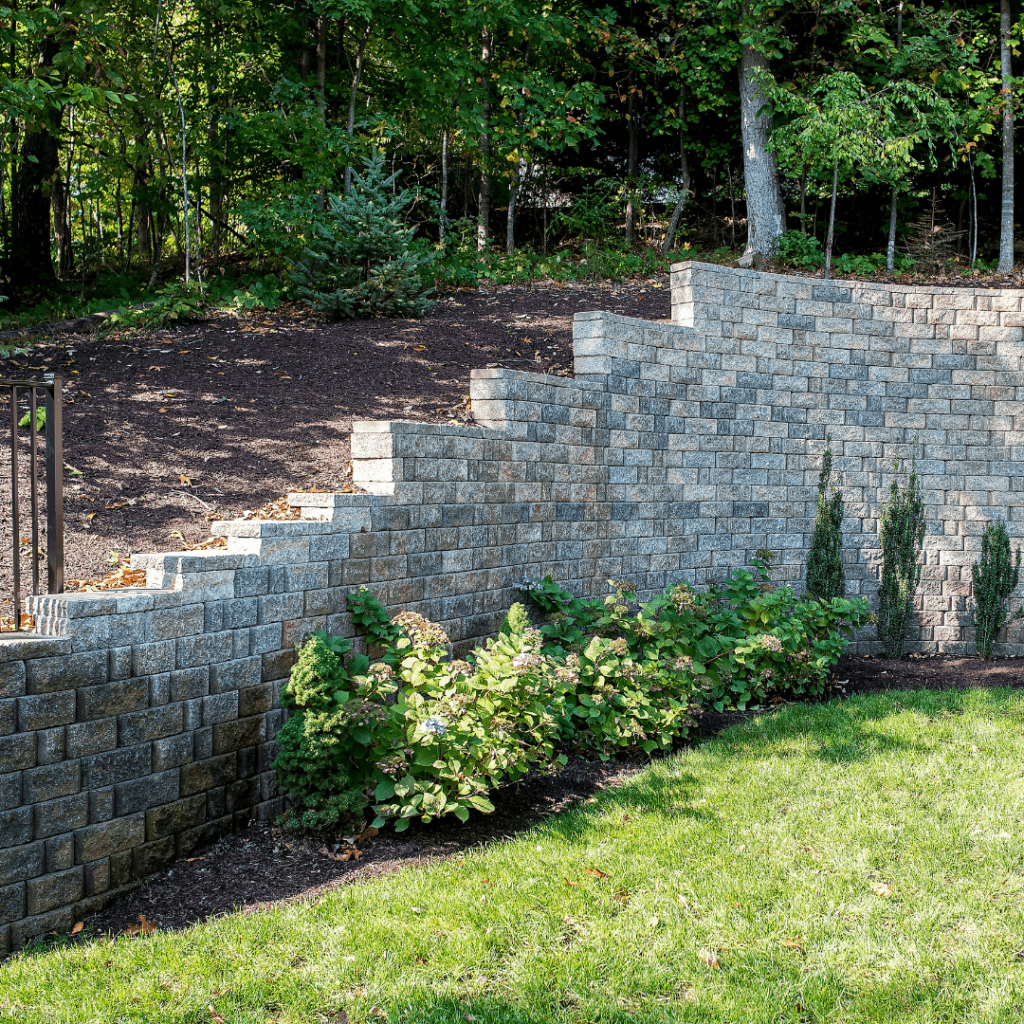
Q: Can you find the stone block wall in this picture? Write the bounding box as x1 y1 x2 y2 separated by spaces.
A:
671 262 1024 650
2 261 1023 952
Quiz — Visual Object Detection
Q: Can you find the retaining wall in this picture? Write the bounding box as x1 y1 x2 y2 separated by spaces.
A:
1 261 1022 953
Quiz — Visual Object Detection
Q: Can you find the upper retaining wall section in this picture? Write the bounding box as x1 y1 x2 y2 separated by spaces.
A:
671 262 1024 650
2 261 1022 953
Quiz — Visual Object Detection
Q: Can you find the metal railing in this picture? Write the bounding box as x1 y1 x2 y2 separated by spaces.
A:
2 375 63 629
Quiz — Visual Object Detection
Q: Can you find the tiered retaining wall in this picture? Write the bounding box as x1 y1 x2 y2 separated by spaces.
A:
1 261 1022 952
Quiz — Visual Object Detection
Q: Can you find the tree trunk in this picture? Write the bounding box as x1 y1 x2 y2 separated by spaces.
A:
661 141 691 256
999 0 1014 273
477 25 492 252
51 171 74 279
344 24 372 193
824 161 838 280
886 187 898 272
624 80 638 245
736 8 786 265
440 128 448 244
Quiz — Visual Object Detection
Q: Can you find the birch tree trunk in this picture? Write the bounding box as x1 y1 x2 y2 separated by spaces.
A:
440 128 448 244
999 0 1014 273
736 8 785 265
624 80 638 245
824 162 838 280
661 143 691 256
477 25 492 252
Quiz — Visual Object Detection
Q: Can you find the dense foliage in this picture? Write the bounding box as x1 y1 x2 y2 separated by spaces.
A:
971 519 1023 659
274 564 871 832
0 1 1020 314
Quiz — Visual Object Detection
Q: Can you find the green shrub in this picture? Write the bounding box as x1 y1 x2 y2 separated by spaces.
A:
876 450 927 659
291 152 435 320
526 557 872 714
104 280 208 334
805 435 845 602
971 519 1023 659
272 632 373 831
776 230 825 271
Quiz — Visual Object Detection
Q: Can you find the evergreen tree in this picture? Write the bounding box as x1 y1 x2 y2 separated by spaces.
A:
292 152 435 320
876 450 927 659
971 519 1022 658
805 435 845 602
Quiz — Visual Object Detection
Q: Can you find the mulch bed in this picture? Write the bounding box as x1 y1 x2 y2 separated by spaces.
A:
0 280 669 611
55 650 1024 950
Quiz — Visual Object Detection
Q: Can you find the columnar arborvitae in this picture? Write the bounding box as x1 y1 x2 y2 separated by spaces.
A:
876 450 926 659
971 519 1022 659
805 435 845 602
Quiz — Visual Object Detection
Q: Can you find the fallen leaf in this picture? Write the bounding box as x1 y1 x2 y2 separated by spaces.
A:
584 867 607 878
698 948 720 969
71 921 84 935
780 938 802 949
871 882 893 898
158 407 168 413
123 913 156 936
104 501 128 510
565 879 581 887
180 474 192 487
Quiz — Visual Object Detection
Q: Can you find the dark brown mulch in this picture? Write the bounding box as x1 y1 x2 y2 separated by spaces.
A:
74 755 646 944
0 281 669 611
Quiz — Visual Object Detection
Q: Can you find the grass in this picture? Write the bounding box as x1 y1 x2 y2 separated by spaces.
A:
4 688 1024 1023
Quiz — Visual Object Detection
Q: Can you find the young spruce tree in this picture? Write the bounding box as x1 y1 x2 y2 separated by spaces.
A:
876 449 926 659
805 435 845 601
292 151 435 320
971 519 1022 659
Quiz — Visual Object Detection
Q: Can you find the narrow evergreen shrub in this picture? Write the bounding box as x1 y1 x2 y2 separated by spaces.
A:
971 519 1022 659
273 632 371 830
291 151 435 320
805 435 845 601
876 451 926 659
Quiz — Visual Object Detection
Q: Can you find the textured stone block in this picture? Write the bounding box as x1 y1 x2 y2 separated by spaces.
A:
0 661 26 699
26 866 83 915
145 794 206 841
16 691 75 731
180 754 237 797
25 652 107 695
81 744 152 790
44 834 74 872
0 843 44 886
114 769 179 816
74 814 145 863
23 761 81 803
0 733 36 773
66 718 118 760
117 704 184 746
76 677 148 721
0 881 25 926
33 793 88 839
212 716 265 756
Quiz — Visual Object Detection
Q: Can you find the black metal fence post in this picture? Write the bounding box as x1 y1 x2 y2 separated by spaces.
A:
3 375 64 629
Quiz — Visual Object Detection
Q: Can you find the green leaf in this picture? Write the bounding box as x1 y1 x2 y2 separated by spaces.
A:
375 779 396 802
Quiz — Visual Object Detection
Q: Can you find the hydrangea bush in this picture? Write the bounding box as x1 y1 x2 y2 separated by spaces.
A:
274 560 870 833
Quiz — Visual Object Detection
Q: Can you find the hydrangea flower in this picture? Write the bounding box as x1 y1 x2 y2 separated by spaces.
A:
755 634 784 653
422 716 448 736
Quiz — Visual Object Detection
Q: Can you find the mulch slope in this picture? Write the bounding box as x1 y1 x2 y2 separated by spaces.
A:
58 650 1024 949
0 281 670 612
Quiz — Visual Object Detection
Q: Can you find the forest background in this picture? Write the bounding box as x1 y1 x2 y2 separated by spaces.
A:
0 0 1021 323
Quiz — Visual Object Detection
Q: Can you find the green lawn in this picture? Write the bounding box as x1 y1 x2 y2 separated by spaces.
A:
4 688 1024 1023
